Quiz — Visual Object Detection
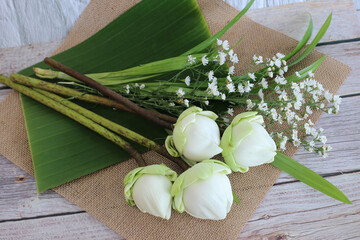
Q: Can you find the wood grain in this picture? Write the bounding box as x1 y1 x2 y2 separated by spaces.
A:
247 0 360 43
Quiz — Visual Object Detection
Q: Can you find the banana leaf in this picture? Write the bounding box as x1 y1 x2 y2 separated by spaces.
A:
18 0 213 192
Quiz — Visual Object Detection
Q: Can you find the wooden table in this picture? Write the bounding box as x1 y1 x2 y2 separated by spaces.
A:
1 1 360 239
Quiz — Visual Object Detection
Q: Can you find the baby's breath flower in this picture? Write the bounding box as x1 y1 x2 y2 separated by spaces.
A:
140 84 145 89
295 71 301 77
226 82 235 93
237 84 245 94
230 53 239 64
204 100 209 105
185 76 191 86
228 66 235 75
216 39 223 46
276 53 285 58
258 89 264 101
246 99 254 110
227 108 234 116
201 55 209 66
125 84 130 94
218 51 227 65
188 55 196 64
260 78 268 89
244 81 254 93
176 88 185 97
308 71 314 77
184 99 189 107
248 73 256 81
169 102 175 107
221 93 226 100
222 40 230 50
208 70 215 81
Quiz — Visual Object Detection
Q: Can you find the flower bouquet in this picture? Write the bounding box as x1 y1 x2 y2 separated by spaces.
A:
0 0 353 238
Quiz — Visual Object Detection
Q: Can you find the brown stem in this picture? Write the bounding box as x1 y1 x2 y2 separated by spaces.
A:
156 147 189 170
44 58 174 130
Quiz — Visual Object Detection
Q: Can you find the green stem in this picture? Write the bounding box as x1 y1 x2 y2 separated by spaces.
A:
0 75 147 167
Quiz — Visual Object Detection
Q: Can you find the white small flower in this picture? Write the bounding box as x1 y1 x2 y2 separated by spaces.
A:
246 99 254 110
278 90 288 101
230 53 239 64
188 55 196 64
258 89 264 101
221 93 226 100
228 66 235 75
185 76 191 86
260 78 268 89
274 59 282 68
324 90 333 101
222 40 230 50
306 106 313 114
169 102 175 107
218 51 227 65
204 100 209 105
184 99 189 107
176 88 185 97
134 83 139 87
268 71 274 78
227 108 234 116
238 84 245 94
280 136 288 150
276 53 285 59
208 70 215 81
320 136 327 144
226 82 235 93
295 71 301 77
216 39 223 46
283 66 288 72
308 71 314 77
248 73 256 81
140 84 145 89
258 102 268 111
201 55 209 66
294 101 301 110
244 81 254 93
275 76 287 85
125 84 130 94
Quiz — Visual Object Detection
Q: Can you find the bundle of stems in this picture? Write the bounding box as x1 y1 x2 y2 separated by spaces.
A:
0 74 188 170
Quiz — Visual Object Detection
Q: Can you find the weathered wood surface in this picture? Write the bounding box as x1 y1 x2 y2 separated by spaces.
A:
1 1 360 240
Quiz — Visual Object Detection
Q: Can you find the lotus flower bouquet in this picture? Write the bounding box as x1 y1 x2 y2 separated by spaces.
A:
0 0 351 223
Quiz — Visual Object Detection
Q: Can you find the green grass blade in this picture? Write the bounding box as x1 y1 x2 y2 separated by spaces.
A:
283 16 313 61
183 0 254 55
271 152 351 204
289 13 332 67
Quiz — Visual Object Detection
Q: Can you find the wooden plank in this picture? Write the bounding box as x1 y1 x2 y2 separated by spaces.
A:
247 0 360 43
317 41 360 96
0 212 123 240
0 155 82 221
0 172 357 240
0 40 62 77
239 172 360 239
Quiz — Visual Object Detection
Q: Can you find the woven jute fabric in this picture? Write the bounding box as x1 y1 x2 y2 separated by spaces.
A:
0 0 351 239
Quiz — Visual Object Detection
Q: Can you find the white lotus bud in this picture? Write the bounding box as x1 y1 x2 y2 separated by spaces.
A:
124 164 177 219
171 160 233 220
220 112 276 173
165 106 222 166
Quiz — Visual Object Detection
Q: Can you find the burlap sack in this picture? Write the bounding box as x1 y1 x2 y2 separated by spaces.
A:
0 0 351 239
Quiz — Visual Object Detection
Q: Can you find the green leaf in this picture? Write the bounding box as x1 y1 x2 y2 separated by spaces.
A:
19 0 213 192
271 152 351 204
289 13 332 67
233 191 241 204
283 16 313 61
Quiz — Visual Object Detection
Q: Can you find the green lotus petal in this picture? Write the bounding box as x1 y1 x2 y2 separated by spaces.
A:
165 135 180 157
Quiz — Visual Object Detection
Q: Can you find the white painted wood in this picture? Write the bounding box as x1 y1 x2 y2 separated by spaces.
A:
247 0 360 43
0 40 62 77
240 172 360 239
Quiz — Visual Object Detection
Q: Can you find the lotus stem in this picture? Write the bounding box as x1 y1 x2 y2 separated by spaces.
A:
44 58 174 130
10 74 177 123
0 75 146 167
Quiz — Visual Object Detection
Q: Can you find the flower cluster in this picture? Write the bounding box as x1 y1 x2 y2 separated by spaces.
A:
125 107 277 220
